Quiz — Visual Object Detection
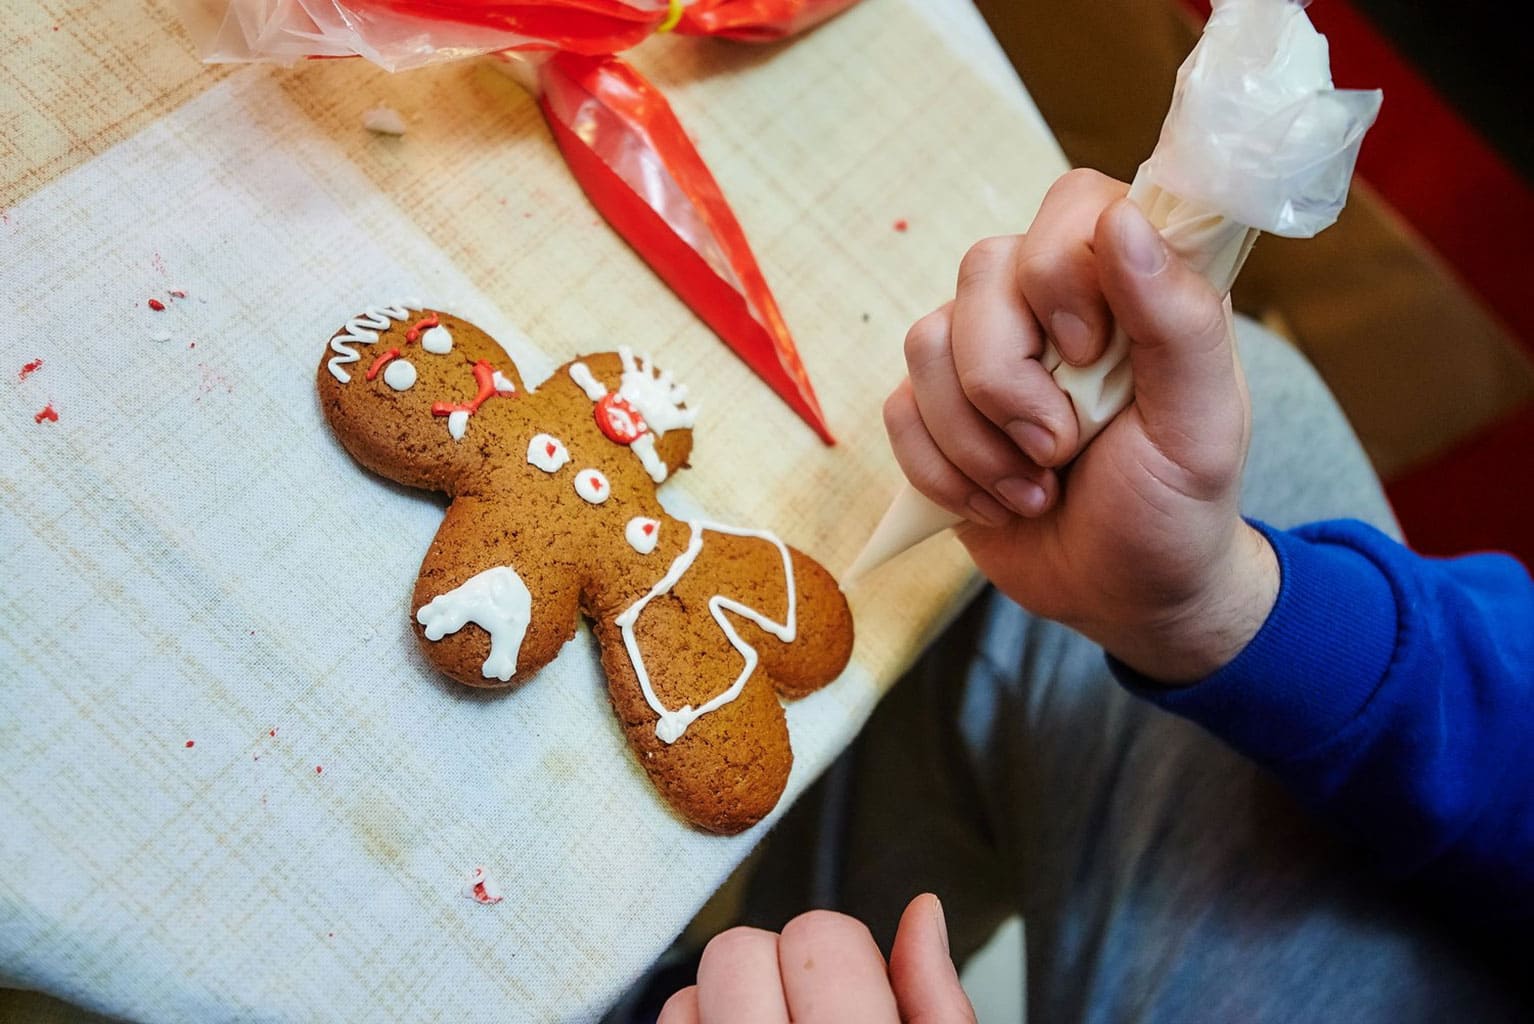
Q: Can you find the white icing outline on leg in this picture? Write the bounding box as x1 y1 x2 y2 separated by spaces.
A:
615 521 796 743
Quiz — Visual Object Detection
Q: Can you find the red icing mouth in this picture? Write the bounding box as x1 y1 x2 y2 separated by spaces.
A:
431 360 511 419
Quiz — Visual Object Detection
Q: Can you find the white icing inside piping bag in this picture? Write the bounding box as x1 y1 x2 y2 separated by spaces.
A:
846 0 1380 583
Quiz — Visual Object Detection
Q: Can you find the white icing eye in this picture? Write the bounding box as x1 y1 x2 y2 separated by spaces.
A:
383 358 417 391
527 433 571 473
574 469 609 505
625 516 660 554
421 325 453 354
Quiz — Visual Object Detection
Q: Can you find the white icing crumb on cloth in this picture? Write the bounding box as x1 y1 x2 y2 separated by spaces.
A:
362 107 407 136
463 867 503 905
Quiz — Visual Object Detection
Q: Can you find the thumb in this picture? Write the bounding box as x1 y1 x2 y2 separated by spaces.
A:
889 894 976 1024
1094 199 1244 478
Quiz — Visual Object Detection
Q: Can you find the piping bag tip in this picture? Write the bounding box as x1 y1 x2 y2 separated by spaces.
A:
844 484 964 584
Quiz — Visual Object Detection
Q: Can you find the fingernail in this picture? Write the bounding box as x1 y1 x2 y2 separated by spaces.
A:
1118 205 1166 276
1049 310 1091 362
1005 420 1055 465
965 492 1010 527
996 477 1046 516
932 895 950 956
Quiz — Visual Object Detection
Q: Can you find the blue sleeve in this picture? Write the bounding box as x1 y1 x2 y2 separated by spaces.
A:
1113 519 1534 922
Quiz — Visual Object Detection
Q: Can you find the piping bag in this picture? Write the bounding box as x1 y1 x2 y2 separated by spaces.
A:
846 0 1380 582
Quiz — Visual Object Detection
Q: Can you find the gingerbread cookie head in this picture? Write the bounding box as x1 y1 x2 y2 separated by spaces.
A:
317 303 853 834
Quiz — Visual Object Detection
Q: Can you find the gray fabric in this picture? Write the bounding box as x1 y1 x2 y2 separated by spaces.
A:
742 321 1528 1021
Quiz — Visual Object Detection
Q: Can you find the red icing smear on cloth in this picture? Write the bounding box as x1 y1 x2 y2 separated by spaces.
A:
148 298 165 311
404 314 439 343
18 359 42 381
315 765 324 774
34 404 58 424
431 360 506 417
365 348 400 380
893 218 909 232
185 740 195 748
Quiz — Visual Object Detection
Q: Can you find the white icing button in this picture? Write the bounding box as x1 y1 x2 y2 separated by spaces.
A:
421 325 453 354
382 358 417 391
527 433 571 474
574 469 609 504
447 409 470 441
492 370 516 394
625 517 660 555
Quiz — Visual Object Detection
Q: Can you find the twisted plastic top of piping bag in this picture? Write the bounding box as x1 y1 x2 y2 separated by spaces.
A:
844 0 1383 584
1147 0 1381 238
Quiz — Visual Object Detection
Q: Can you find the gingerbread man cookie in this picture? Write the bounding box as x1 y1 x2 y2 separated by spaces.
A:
317 304 853 834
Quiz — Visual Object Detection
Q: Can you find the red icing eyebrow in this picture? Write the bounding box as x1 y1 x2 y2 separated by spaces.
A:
365 347 400 381
405 314 440 344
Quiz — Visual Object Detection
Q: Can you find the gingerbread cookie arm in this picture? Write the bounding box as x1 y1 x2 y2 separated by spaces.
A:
412 497 582 688
746 548 853 701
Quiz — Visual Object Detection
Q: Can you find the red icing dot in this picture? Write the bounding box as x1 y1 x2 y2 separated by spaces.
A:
185 740 195 748
643 522 655 535
148 298 166 311
34 404 58 424
18 358 43 381
590 475 603 491
545 442 556 457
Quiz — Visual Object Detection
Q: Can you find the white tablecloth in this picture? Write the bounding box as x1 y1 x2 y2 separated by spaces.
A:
0 1 1066 1019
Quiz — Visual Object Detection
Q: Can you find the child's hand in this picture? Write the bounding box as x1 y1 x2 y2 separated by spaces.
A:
658 894 975 1023
882 169 1278 682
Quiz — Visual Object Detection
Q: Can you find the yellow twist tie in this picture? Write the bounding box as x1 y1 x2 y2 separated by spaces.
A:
657 0 684 33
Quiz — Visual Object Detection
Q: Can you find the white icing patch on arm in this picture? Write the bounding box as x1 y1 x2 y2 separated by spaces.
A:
416 566 534 683
568 362 608 402
526 433 570 473
615 521 796 743
573 469 609 504
491 370 516 394
625 516 660 555
326 302 414 383
447 409 470 440
420 324 453 354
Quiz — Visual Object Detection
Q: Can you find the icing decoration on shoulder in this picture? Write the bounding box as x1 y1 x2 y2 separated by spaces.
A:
326 302 416 383
616 521 796 744
432 360 515 441
527 433 571 473
625 516 660 555
574 469 609 504
416 565 533 683
616 346 697 435
566 349 698 483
